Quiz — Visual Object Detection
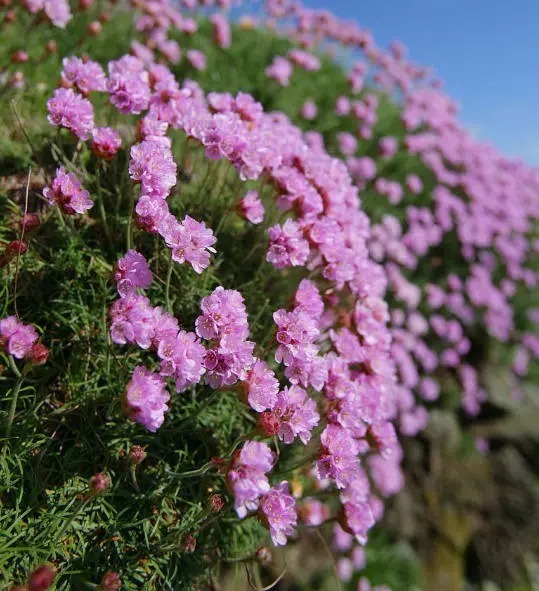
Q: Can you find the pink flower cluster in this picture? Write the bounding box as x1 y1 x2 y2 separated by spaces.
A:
43 167 93 215
0 316 48 364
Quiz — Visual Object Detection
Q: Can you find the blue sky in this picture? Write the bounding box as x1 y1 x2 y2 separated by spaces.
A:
302 0 539 165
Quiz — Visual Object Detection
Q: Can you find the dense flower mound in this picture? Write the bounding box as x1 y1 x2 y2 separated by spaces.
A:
258 0 539 435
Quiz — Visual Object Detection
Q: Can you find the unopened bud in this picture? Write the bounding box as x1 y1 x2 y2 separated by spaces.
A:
129 445 146 465
89 472 110 495
258 411 279 437
79 0 93 9
11 50 29 64
45 40 57 54
87 21 102 36
209 494 224 513
27 343 49 366
5 9 16 23
100 571 121 591
19 213 40 232
28 565 56 591
183 534 196 553
255 546 272 566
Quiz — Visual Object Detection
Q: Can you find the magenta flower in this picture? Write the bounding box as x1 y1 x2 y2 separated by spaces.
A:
129 139 177 199
271 385 320 444
266 219 309 269
123 366 170 432
61 56 107 94
47 87 95 140
237 190 265 224
316 425 360 489
0 316 39 359
107 56 150 115
91 127 121 160
43 167 93 215
228 440 275 518
110 294 162 350
158 330 206 392
265 56 293 86
196 287 249 346
187 50 207 71
259 481 297 546
242 359 279 412
114 250 152 298
159 214 217 274
301 100 317 120
44 0 71 27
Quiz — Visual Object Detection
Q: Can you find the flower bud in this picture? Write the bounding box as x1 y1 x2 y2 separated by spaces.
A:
28 565 56 591
255 546 272 566
258 411 279 437
182 534 196 553
27 343 50 366
100 571 121 591
11 50 29 64
4 9 16 23
129 445 146 465
45 40 57 54
79 0 93 9
87 21 102 36
19 214 40 232
89 472 110 495
208 494 224 513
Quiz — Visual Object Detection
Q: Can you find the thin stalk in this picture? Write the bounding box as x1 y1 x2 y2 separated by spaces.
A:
5 364 30 438
165 258 174 313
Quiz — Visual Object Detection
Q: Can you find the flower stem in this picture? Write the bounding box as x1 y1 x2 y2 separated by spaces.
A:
5 363 30 438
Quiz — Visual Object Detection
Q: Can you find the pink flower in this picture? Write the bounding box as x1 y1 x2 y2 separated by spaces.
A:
196 287 249 346
228 440 275 518
301 100 317 120
123 366 170 432
187 50 207 71
259 481 297 546
91 127 121 160
242 360 279 412
159 215 217 274
266 56 293 86
129 139 177 199
316 425 360 489
238 190 264 224
44 0 71 27
114 250 152 297
0 316 39 359
47 87 95 140
61 56 106 94
107 56 150 115
43 167 93 215
158 330 206 392
266 219 309 269
271 385 320 444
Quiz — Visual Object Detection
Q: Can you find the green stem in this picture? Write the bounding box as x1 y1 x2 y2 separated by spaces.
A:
130 464 140 492
5 364 30 438
55 496 92 543
165 259 173 313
